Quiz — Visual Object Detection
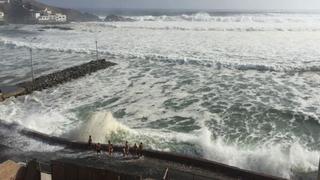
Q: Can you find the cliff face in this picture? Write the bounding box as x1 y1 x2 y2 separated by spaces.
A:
0 0 100 24
23 0 100 22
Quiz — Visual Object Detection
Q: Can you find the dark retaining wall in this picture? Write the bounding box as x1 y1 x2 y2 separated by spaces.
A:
51 160 141 180
17 59 116 94
143 150 286 180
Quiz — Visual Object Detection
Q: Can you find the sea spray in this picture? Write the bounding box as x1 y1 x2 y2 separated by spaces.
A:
67 111 132 143
189 126 320 178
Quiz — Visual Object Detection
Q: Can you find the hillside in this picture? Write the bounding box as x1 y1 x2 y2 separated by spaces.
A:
0 0 100 23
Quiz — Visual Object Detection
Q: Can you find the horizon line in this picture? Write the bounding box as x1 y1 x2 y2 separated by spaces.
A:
76 7 320 12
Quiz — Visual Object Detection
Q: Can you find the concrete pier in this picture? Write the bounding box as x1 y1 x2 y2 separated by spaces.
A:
17 126 286 180
0 59 116 102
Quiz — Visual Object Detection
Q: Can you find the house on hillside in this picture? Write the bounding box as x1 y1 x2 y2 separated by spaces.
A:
35 8 67 24
0 11 4 23
0 0 10 4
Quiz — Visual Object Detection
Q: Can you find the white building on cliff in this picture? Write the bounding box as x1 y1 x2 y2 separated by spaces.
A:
36 8 67 23
0 11 4 23
0 0 10 4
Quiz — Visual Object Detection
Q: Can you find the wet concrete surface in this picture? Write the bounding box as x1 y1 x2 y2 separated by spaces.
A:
0 146 233 180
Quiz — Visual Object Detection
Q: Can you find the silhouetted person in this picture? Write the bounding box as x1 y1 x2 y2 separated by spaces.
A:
107 140 110 152
96 143 101 154
0 89 3 101
138 142 143 157
108 140 113 156
88 135 92 147
110 144 114 155
132 143 138 156
123 141 129 157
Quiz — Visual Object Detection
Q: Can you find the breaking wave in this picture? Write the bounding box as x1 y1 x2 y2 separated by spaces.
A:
192 127 319 178
95 23 320 32
1 37 320 73
88 12 320 32
67 111 134 143
129 12 320 23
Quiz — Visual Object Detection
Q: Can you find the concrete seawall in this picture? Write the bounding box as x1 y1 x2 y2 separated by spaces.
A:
0 59 116 101
0 121 288 180
18 127 286 180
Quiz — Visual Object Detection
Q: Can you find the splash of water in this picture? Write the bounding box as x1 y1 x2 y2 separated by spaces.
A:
68 111 132 143
187 126 320 178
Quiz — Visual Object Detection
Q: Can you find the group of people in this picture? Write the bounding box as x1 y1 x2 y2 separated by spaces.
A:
88 135 144 157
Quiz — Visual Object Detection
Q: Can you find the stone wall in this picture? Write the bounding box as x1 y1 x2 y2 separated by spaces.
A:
17 59 116 94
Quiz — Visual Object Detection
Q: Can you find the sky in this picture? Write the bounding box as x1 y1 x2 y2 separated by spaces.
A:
39 0 320 10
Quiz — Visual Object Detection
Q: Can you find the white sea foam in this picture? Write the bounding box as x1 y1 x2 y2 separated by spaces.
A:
190 127 320 178
0 96 72 136
129 12 320 23
0 69 319 178
69 111 133 142
1 36 320 73
156 123 320 178
1 18 320 74
95 21 320 32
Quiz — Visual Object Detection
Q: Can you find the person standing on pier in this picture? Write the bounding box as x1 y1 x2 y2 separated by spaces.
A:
0 89 4 101
96 143 101 154
132 143 138 156
123 141 129 157
138 142 143 157
88 135 92 148
108 140 113 156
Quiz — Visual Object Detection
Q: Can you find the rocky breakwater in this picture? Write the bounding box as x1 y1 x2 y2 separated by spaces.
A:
0 59 116 102
104 15 135 22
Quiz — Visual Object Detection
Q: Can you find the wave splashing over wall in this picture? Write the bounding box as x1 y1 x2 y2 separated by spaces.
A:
67 111 133 143
193 127 320 178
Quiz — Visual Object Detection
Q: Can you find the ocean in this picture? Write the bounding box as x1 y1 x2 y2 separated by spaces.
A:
0 11 320 179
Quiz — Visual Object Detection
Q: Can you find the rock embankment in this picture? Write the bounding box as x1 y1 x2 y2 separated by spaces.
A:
104 15 135 22
16 59 116 94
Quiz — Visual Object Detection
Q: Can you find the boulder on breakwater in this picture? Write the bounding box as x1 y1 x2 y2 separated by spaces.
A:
104 15 135 22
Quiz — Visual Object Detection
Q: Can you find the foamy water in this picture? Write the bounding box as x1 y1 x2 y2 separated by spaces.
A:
0 12 320 178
